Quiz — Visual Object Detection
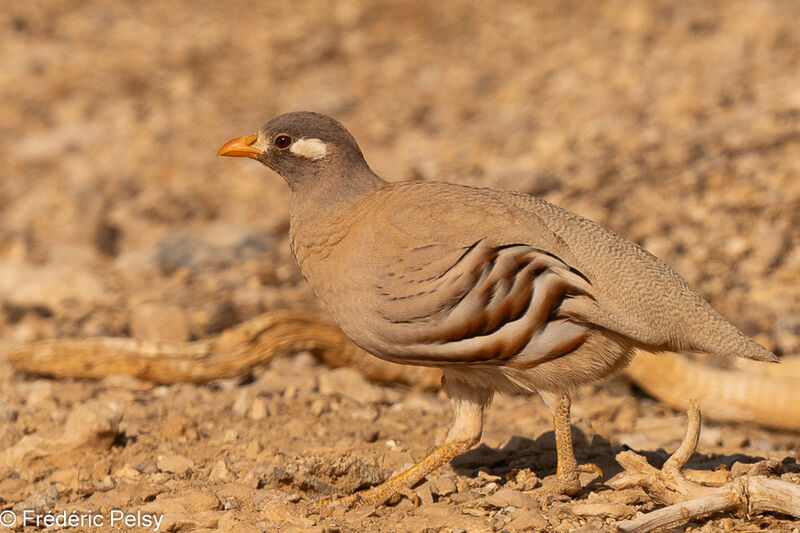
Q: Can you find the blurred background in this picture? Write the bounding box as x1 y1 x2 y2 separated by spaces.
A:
1 2 799 531
1 0 798 352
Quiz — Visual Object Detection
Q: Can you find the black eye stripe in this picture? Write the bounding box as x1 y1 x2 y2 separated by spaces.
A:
274 135 292 149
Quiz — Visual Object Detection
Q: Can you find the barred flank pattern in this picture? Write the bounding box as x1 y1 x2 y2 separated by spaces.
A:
374 240 596 369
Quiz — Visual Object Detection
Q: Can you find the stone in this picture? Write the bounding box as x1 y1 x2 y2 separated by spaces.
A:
481 488 537 510
253 369 290 396
232 390 251 417
25 381 54 407
153 223 274 275
113 466 141 481
429 474 458 496
249 397 269 420
149 490 221 513
159 410 190 439
157 454 194 476
0 260 111 313
414 480 434 505
129 302 191 342
318 367 385 404
571 503 636 518
506 468 540 491
209 460 234 482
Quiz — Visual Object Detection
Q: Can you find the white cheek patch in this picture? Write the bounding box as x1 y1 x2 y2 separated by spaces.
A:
252 133 270 152
290 138 328 160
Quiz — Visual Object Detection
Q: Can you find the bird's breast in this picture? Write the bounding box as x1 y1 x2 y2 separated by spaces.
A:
289 219 383 340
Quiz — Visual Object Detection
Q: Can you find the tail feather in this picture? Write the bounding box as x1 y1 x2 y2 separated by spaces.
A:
739 340 779 363
698 328 779 363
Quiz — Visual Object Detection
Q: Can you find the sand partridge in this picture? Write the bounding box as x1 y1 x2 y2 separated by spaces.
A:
218 112 776 506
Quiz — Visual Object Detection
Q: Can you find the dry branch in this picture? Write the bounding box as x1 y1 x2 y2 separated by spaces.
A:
7 310 441 388
625 351 800 431
611 402 800 533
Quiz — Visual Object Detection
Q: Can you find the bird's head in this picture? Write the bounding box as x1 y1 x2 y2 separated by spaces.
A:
218 111 372 193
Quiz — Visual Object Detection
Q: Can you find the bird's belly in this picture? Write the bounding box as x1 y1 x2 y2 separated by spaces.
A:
500 330 637 394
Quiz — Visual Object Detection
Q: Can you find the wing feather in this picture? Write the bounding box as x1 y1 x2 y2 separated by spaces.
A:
371 241 596 368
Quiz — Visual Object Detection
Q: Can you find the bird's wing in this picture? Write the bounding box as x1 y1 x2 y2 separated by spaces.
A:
521 196 778 361
370 239 598 369
357 182 774 364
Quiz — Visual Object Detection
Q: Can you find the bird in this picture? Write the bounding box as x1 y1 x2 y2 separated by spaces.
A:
218 111 777 506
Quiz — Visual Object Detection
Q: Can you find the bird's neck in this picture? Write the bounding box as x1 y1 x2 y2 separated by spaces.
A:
289 164 385 218
288 164 385 254
287 167 387 293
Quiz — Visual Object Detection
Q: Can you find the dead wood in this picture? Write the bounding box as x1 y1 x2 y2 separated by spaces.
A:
611 402 800 533
7 310 442 388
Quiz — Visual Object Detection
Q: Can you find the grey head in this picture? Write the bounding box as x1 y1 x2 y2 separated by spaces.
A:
218 112 384 201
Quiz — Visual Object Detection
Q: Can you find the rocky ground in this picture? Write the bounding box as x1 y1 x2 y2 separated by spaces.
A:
1 1 799 532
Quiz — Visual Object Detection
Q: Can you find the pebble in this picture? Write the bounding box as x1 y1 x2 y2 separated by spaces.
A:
350 405 380 422
146 490 220 513
224 496 242 510
429 474 458 496
309 398 331 416
232 390 252 417
361 428 379 443
25 381 54 407
157 454 194 475
507 468 540 491
136 460 158 475
481 488 537 510
249 397 269 420
318 367 385 404
283 384 299 400
159 410 190 439
414 480 434 505
129 302 191 342
0 260 110 313
348 504 378 521
101 475 116 491
62 401 121 446
253 370 290 396
245 440 263 459
113 466 141 480
44 483 59 502
209 460 234 482
571 503 636 518
49 468 80 490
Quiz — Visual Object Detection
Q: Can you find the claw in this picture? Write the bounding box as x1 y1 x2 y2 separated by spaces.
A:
579 462 603 476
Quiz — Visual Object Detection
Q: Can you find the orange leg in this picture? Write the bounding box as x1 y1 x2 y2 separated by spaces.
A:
328 439 477 507
540 391 602 495
324 376 492 508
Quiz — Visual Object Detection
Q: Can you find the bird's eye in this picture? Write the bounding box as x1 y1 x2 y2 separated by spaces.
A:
274 135 292 150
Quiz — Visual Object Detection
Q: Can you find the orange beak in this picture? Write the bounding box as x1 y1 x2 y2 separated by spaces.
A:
217 133 261 158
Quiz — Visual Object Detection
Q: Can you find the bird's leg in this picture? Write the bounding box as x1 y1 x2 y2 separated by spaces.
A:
327 377 492 508
539 391 601 495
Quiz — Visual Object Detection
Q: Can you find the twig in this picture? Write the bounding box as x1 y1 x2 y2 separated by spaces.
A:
611 402 800 532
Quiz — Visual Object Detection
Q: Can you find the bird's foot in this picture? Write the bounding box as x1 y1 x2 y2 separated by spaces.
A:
320 480 421 509
315 440 473 509
550 462 603 496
